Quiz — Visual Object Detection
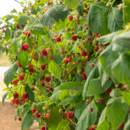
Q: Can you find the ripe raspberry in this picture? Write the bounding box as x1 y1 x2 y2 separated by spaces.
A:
89 51 94 56
17 61 22 67
19 75 24 81
42 82 45 86
32 108 36 113
95 46 99 51
33 56 36 60
47 87 53 92
82 73 87 80
67 111 74 119
20 99 25 103
13 92 18 98
46 113 50 119
23 43 29 50
81 51 87 57
21 45 26 51
98 98 104 104
21 24 24 27
22 9 24 12
37 113 41 118
15 99 19 105
42 50 47 56
118 124 124 129
22 93 28 99
25 31 31 37
49 56 53 60
65 59 69 64
29 64 33 69
11 99 15 104
72 35 77 41
86 99 90 105
48 1 53 5
41 126 46 130
89 107 93 112
46 77 51 82
41 65 46 70
56 37 61 42
63 115 66 120
68 16 73 21
2 29 5 33
106 88 112 96
31 87 35 91
18 117 22 121
12 80 18 85
16 24 20 29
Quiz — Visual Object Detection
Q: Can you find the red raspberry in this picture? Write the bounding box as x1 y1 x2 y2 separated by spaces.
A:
33 56 36 60
25 31 31 37
72 35 77 41
21 24 24 27
2 29 5 33
95 46 99 51
32 108 36 113
13 92 18 98
12 80 18 85
81 51 87 57
22 9 24 12
20 99 25 103
31 87 35 91
47 87 53 92
42 82 45 86
41 65 46 70
18 117 22 121
17 61 22 67
16 24 20 29
23 43 29 50
41 126 46 130
86 99 90 105
63 115 66 120
29 64 33 69
42 50 47 56
19 75 24 81
106 88 112 96
48 1 53 5
67 111 73 119
15 99 19 104
49 56 53 60
21 45 26 51
65 59 69 64
118 124 124 129
46 113 50 119
37 113 41 118
22 93 28 99
11 99 15 104
82 73 87 80
56 37 61 42
68 16 73 21
46 77 51 82
89 51 94 56
89 107 93 112
98 98 104 104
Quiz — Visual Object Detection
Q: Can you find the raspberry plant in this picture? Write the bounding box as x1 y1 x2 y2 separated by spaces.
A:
1 0 130 130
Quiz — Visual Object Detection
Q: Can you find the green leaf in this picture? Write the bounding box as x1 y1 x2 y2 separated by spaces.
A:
112 31 130 52
36 71 43 82
119 90 130 106
60 82 84 90
11 9 17 14
19 51 29 66
77 4 84 16
2 91 11 104
5 28 11 41
108 8 123 32
110 89 121 97
47 107 62 130
25 86 35 102
30 26 48 35
50 90 62 102
40 5 68 27
99 44 118 83
48 60 61 80
82 66 99 100
88 2 108 35
21 110 34 130
64 0 80 9
19 15 28 25
98 62 108 86
37 102 44 112
106 97 128 130
87 78 112 96
76 102 97 130
112 53 130 85
60 90 70 101
124 118 130 130
4 62 18 86
97 108 109 130
56 119 70 130
75 101 86 119
97 30 121 44
72 39 79 52
5 15 14 21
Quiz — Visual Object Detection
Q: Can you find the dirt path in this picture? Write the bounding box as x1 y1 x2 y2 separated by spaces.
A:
0 67 39 130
